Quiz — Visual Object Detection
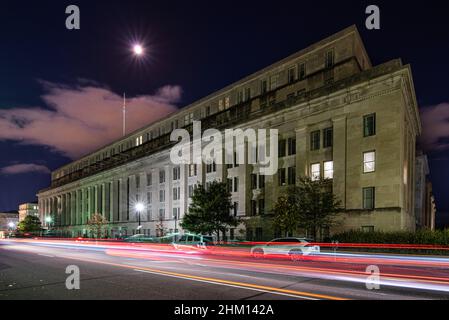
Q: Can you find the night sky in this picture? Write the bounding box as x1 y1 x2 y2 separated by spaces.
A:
1 1 448 226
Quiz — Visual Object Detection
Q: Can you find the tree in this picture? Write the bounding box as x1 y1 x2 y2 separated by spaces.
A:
273 177 342 240
155 214 166 237
273 191 300 237
17 216 42 233
87 213 108 239
181 181 239 241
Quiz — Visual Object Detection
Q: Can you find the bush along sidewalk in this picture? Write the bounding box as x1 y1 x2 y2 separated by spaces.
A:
331 230 449 256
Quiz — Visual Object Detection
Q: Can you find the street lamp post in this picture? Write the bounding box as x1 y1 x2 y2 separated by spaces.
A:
135 203 145 233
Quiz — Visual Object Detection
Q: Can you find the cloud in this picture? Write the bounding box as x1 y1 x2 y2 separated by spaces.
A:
0 80 181 159
420 103 449 152
1 164 51 175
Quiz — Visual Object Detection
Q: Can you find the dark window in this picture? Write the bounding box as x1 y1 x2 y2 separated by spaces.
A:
146 173 152 186
299 63 306 80
159 170 165 184
278 168 286 186
251 174 257 190
323 127 333 148
227 179 232 193
251 200 257 216
135 175 140 189
261 80 268 94
310 131 320 151
233 202 238 217
288 167 296 185
278 139 286 158
364 114 376 137
362 226 375 233
288 67 296 84
325 50 335 68
258 199 265 215
288 138 296 155
233 177 239 192
259 175 265 189
363 187 375 210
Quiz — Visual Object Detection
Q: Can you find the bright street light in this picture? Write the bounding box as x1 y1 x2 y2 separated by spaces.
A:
8 222 15 229
45 216 52 223
133 44 144 56
135 202 145 212
135 202 145 232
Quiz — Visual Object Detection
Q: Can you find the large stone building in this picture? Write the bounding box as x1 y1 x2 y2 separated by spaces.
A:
37 26 421 240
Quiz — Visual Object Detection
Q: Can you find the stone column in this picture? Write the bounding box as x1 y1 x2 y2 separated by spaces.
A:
332 115 347 208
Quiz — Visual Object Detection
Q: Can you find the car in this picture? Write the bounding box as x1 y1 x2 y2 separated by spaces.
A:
172 234 215 250
250 237 320 262
123 234 157 243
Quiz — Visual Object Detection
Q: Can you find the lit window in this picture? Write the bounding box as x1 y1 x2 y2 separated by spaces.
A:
363 151 376 173
311 163 321 181
324 161 334 179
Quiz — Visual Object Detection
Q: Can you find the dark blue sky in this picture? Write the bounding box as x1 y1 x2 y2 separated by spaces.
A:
1 1 449 226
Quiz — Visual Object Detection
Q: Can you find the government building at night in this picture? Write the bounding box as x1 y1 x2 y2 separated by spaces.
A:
37 26 423 240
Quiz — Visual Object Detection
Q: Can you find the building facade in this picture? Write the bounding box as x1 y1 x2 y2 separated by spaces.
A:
37 26 421 240
18 203 39 222
415 154 436 230
0 211 19 238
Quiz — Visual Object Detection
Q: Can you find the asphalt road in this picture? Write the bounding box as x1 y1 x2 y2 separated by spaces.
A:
0 239 448 300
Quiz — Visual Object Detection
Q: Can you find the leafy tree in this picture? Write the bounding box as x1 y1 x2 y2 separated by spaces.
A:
17 216 42 233
87 213 108 239
181 181 238 240
273 177 342 240
155 214 166 237
273 191 300 237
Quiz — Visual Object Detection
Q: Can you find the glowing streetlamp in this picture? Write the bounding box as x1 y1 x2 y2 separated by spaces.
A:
8 222 15 229
135 202 145 232
133 44 144 56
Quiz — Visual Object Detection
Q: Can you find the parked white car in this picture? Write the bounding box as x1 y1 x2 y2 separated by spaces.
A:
250 238 320 261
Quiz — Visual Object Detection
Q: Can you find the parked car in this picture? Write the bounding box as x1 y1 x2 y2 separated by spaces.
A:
172 234 215 250
250 237 320 261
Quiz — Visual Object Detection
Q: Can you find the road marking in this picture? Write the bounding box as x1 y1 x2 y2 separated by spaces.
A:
133 269 318 300
42 254 346 300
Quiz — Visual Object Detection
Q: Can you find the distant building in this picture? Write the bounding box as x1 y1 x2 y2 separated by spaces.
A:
0 211 19 238
415 154 436 230
18 203 39 222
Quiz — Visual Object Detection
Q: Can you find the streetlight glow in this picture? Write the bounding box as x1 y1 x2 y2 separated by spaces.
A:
135 202 145 212
133 44 144 56
45 217 52 223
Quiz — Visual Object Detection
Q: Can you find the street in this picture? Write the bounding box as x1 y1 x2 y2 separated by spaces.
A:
0 239 448 300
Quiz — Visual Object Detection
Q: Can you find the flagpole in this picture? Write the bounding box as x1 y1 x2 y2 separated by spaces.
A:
123 93 126 137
